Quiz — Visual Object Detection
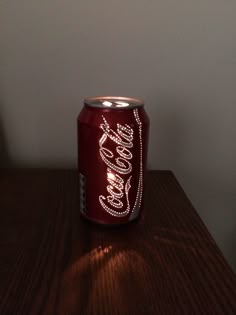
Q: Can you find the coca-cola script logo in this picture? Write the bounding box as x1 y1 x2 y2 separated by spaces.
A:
99 116 134 217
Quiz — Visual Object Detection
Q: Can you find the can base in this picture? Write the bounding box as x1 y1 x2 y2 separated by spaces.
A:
80 211 141 227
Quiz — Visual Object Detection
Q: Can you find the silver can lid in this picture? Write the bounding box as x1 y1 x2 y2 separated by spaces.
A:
84 96 144 109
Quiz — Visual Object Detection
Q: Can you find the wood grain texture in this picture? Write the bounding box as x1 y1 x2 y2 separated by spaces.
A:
0 170 236 315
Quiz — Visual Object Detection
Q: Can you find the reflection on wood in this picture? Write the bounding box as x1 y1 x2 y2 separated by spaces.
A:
0 170 236 314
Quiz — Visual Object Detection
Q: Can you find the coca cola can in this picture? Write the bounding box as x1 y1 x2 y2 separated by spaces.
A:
77 96 149 225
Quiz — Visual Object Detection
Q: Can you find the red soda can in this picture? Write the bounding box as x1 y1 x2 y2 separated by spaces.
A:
77 96 149 225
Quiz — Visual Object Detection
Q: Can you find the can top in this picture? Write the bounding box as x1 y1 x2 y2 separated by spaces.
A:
84 96 144 109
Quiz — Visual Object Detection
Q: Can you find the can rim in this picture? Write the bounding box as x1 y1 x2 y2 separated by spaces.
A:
84 96 144 109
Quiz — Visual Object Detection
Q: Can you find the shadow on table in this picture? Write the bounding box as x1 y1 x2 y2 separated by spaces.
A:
229 228 236 273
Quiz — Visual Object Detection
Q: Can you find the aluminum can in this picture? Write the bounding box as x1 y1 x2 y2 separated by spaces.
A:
77 96 149 225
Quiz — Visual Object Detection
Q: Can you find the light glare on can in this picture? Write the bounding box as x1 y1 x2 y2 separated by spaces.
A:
103 101 113 107
107 172 116 181
115 101 129 107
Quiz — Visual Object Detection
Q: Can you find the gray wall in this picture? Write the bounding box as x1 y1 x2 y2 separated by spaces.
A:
1 1 236 271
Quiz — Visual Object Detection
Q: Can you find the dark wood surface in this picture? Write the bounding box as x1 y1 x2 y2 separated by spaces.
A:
0 170 236 315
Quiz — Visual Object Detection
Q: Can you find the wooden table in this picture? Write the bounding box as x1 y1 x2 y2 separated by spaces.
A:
0 170 236 314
